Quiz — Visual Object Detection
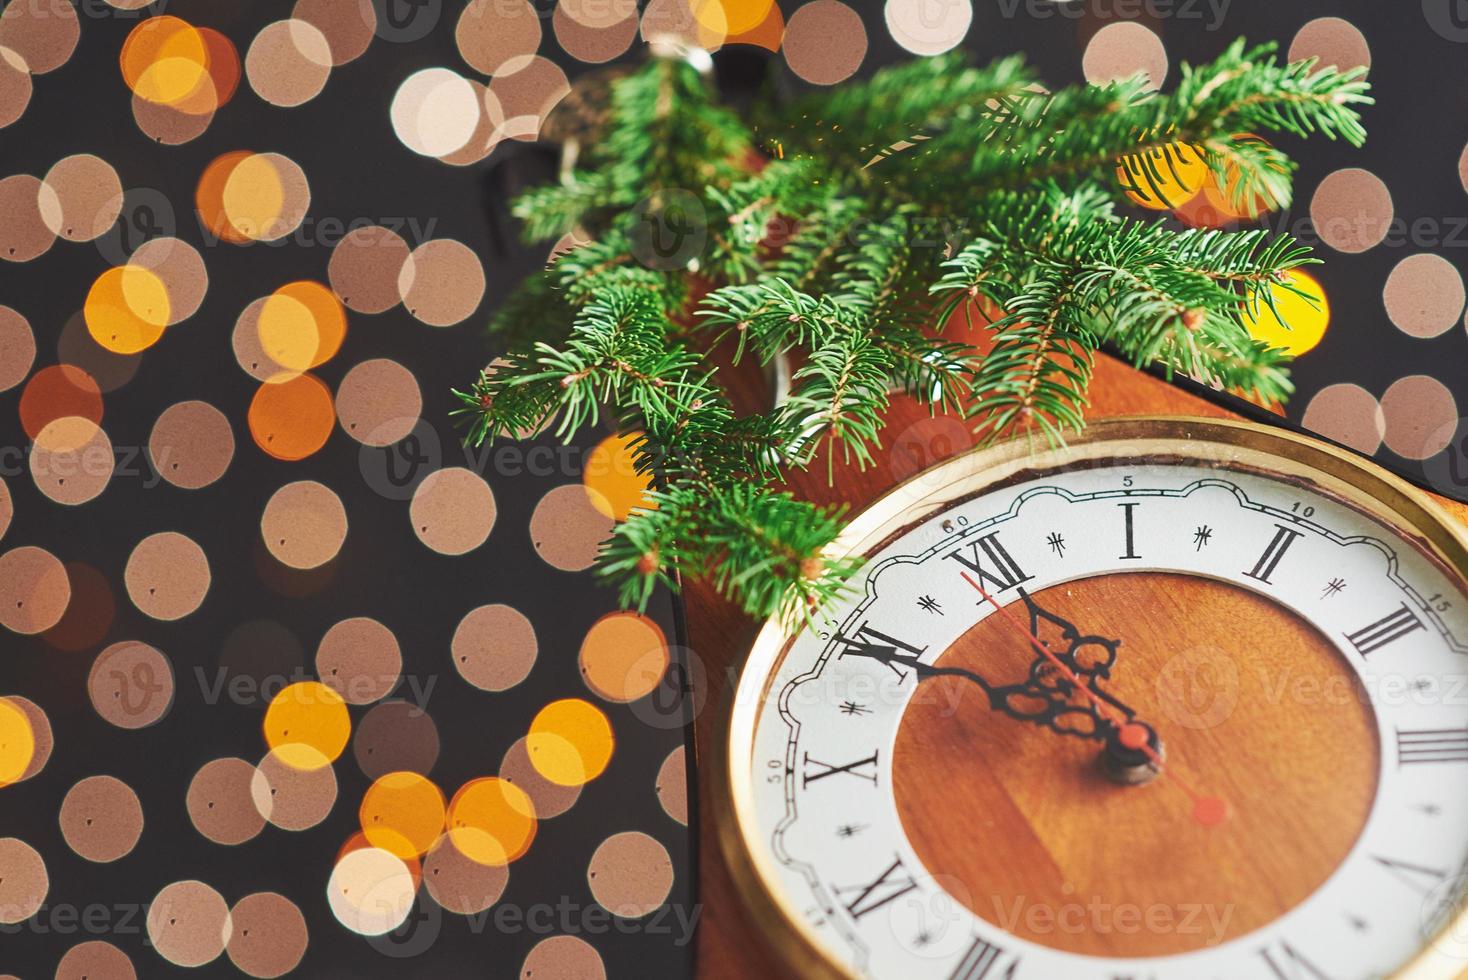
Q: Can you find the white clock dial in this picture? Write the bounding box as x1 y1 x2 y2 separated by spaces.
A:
726 429 1468 980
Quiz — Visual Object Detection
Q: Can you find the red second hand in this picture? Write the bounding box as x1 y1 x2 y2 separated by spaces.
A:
958 571 1229 828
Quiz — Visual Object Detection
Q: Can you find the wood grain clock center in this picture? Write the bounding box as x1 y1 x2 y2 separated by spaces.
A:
892 571 1380 958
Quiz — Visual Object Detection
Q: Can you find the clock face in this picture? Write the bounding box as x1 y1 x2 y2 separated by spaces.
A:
726 426 1468 980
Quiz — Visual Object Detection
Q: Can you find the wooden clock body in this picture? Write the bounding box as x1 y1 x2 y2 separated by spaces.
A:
681 353 1468 980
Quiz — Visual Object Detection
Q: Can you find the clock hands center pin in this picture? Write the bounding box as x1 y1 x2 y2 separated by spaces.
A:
960 572 1230 828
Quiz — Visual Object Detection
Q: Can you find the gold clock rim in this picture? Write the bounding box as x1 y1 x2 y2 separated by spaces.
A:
715 415 1468 980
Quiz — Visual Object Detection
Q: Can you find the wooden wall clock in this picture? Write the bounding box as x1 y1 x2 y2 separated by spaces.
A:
684 354 1468 980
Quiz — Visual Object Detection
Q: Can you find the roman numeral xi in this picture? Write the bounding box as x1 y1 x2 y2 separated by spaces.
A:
945 532 1033 594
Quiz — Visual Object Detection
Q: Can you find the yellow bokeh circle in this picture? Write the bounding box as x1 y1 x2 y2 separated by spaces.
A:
1242 269 1330 357
0 698 35 787
582 431 656 522
527 698 614 787
121 16 209 107
1116 141 1208 211
221 154 285 242
84 265 173 355
262 680 351 770
446 776 537 866
257 292 319 374
360 771 446 860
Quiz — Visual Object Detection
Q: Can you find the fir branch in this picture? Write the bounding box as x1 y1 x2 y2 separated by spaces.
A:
460 44 1370 622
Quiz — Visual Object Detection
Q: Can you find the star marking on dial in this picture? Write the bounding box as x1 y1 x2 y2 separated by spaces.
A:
1193 525 1213 550
1322 578 1347 599
1047 531 1066 557
836 823 867 839
917 595 943 615
839 700 871 716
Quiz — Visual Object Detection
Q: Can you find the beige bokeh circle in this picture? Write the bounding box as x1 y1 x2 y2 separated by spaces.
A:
251 748 338 831
327 224 409 314
88 640 174 729
226 892 309 978
528 484 614 572
188 757 267 845
0 837 46 924
397 239 486 327
655 745 688 826
1310 168 1393 254
59 775 144 863
452 604 537 692
146 880 232 968
587 830 674 917
500 736 581 819
423 833 510 914
150 400 235 489
261 480 348 569
30 416 113 505
125 531 210 619
520 934 606 980
317 617 401 704
335 358 421 446
55 941 136 980
0 545 70 634
410 467 496 555
38 154 124 242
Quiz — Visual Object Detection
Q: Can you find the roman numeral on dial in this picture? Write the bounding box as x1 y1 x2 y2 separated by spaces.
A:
1371 854 1447 895
1118 502 1141 560
1258 940 1332 979
1344 603 1424 656
1396 725 1468 766
948 937 1019 979
802 750 878 787
945 532 1033 595
836 855 917 920
1244 524 1303 584
835 624 926 680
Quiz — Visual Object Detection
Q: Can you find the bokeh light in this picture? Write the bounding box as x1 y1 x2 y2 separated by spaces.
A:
0 697 35 787
1242 269 1329 357
361 771 446 859
583 431 655 521
84 264 171 354
247 372 335 460
262 680 350 770
579 612 669 703
327 845 416 936
446 776 537 866
1116 142 1207 211
527 698 614 787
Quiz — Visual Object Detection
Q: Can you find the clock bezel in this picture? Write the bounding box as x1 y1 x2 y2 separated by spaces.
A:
715 415 1468 980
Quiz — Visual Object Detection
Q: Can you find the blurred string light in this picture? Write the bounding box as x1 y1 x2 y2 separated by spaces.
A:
196 151 312 245
262 680 351 770
120 16 240 141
